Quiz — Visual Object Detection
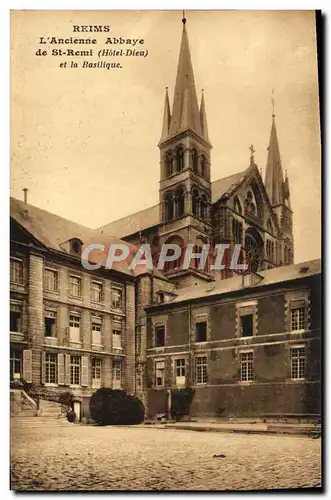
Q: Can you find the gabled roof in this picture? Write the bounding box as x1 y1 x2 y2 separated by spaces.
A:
100 204 160 239
99 169 250 239
211 169 248 203
150 258 321 307
10 198 168 280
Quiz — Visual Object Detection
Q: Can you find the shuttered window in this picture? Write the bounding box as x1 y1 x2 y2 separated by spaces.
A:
44 353 57 384
112 361 122 389
92 317 102 346
70 356 81 385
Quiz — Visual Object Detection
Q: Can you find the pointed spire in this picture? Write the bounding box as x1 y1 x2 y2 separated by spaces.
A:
265 113 285 206
168 19 203 139
159 86 171 143
200 90 210 143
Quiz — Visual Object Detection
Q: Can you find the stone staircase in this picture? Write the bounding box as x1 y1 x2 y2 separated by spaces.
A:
11 398 71 428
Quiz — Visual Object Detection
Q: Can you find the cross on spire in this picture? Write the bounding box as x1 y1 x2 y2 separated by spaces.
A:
182 10 186 24
249 144 255 165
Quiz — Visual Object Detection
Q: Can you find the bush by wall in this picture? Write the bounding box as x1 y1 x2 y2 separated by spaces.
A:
170 387 195 421
89 388 145 425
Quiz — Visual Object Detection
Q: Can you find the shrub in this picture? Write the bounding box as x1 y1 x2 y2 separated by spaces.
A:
170 387 195 421
89 388 145 426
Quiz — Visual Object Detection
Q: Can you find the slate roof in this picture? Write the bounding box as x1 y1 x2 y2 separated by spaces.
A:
152 258 321 306
99 168 249 238
10 197 168 280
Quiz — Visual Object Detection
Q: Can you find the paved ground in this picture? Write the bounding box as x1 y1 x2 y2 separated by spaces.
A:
10 423 321 491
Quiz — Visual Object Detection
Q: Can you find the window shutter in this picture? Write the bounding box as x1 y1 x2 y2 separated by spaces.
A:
58 353 65 385
41 351 46 384
22 349 32 383
81 356 89 387
65 354 71 385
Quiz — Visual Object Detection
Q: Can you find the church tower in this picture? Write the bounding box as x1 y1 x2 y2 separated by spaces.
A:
157 17 213 287
265 109 294 265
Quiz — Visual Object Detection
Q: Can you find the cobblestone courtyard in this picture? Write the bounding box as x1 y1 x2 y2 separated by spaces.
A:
10 423 321 491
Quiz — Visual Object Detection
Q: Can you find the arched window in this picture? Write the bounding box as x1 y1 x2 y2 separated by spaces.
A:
192 189 200 218
163 236 184 273
234 196 242 215
267 219 273 234
165 152 173 177
200 194 208 221
176 147 184 172
266 240 274 263
191 148 198 173
232 218 243 245
164 192 174 222
200 155 206 178
175 186 185 218
244 190 257 216
244 230 263 273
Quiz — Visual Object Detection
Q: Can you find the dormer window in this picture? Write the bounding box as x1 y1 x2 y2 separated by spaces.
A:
69 238 83 256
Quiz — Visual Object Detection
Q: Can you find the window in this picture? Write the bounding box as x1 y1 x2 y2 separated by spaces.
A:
155 360 165 387
291 307 306 332
10 258 23 284
192 189 200 218
240 314 253 337
44 311 57 337
92 317 102 346
69 313 81 343
232 219 243 245
195 321 207 342
155 325 165 347
10 302 22 333
244 190 256 216
240 351 253 382
191 148 198 172
176 146 184 172
175 358 186 387
113 361 122 388
70 355 81 385
69 238 83 255
164 192 174 222
69 275 82 297
112 288 122 308
195 356 207 384
112 322 122 349
166 152 173 177
200 155 206 178
291 347 306 380
10 349 21 380
92 358 102 388
45 353 57 384
44 268 58 292
91 281 103 303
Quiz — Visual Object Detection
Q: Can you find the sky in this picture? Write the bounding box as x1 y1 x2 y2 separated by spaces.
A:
10 10 321 263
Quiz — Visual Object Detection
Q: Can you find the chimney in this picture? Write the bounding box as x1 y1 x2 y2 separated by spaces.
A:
23 188 28 204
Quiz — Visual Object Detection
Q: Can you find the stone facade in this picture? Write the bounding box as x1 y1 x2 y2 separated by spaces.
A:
10 225 136 420
145 266 321 418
